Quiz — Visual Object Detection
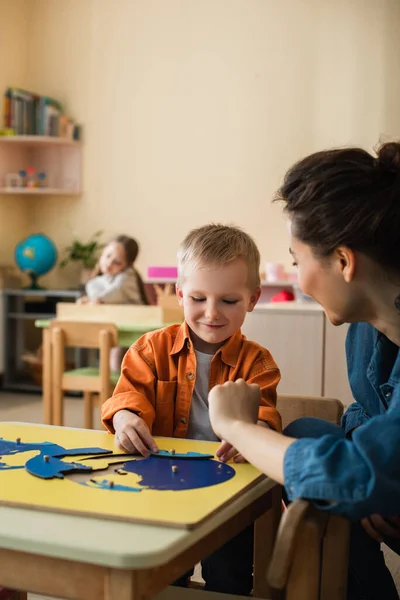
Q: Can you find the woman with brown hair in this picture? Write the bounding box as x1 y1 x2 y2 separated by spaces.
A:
209 142 400 599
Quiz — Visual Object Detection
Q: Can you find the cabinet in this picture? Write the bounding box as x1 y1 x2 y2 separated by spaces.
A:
0 136 82 195
242 304 325 396
2 288 80 392
242 303 354 405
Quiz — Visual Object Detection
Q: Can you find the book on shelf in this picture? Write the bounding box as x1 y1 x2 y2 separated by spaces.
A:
2 88 81 140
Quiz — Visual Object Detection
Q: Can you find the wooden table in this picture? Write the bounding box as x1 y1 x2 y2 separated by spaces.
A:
0 423 281 600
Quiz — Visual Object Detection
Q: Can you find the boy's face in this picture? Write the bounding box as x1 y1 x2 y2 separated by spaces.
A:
176 259 261 353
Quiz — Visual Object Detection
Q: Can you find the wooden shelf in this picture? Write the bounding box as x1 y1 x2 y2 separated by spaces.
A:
8 312 56 320
0 135 82 196
0 135 80 146
0 187 80 195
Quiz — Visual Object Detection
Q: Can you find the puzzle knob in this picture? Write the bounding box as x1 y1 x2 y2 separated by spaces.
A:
108 481 114 489
171 465 178 473
16 437 21 444
169 448 175 455
43 455 50 462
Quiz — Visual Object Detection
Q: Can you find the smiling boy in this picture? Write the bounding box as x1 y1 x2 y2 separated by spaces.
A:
101 223 281 595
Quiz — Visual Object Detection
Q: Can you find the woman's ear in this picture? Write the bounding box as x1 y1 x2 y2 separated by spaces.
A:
334 246 356 283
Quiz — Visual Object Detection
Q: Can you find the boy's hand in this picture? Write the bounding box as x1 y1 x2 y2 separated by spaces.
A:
216 440 246 463
77 296 89 304
112 409 159 457
216 421 269 464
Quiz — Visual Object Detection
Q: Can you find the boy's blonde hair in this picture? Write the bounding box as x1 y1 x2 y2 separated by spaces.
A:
177 223 261 289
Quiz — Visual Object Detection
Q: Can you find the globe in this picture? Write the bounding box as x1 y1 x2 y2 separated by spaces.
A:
15 234 58 289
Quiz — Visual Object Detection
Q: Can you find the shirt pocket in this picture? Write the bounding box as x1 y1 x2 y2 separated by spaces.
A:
153 380 177 436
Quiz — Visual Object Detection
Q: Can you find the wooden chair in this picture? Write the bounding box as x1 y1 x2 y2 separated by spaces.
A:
268 395 348 599
277 394 344 429
50 320 119 428
152 496 350 600
267 498 350 600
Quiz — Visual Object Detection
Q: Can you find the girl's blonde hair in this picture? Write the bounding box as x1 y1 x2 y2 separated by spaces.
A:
177 223 261 289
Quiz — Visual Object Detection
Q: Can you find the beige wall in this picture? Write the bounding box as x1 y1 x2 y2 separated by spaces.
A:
0 0 31 266
5 0 400 285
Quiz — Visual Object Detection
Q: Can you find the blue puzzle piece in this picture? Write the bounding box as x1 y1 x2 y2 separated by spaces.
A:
0 437 110 460
150 450 214 460
0 462 23 471
81 479 142 492
26 454 93 479
122 456 234 491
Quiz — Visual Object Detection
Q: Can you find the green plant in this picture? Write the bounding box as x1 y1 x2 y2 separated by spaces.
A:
59 230 104 269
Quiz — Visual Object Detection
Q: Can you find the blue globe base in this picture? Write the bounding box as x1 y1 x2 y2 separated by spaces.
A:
23 272 45 291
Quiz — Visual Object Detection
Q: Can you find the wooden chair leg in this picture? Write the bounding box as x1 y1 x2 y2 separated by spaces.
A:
51 328 65 427
285 517 322 600
84 391 93 429
320 515 350 600
253 484 283 599
42 328 52 424
94 394 107 430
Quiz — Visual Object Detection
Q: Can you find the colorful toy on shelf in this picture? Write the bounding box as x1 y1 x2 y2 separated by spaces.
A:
5 173 22 189
147 266 178 279
18 169 26 186
4 167 47 190
37 171 47 187
270 290 295 303
26 166 36 188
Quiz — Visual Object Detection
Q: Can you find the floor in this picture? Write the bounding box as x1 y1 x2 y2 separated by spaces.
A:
1 391 399 598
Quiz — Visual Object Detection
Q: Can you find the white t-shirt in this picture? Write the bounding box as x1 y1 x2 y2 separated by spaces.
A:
85 267 142 304
186 350 220 442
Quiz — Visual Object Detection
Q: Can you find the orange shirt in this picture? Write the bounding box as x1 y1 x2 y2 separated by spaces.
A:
102 321 282 436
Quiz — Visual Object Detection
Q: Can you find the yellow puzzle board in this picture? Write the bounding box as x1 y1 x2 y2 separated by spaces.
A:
0 423 264 529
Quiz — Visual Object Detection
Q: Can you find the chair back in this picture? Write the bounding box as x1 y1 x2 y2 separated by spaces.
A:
49 320 119 426
49 319 118 349
268 498 350 600
277 394 344 429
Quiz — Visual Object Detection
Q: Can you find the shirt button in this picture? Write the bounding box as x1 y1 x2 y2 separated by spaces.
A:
181 417 187 424
186 340 191 349
385 391 392 398
186 372 195 380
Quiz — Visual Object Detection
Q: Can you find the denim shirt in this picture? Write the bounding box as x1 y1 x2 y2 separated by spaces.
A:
284 322 400 520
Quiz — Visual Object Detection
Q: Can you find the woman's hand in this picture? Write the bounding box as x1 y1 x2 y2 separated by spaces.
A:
76 295 89 304
208 379 261 441
361 515 400 542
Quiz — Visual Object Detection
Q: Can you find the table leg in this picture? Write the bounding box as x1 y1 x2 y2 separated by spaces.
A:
104 570 134 600
42 327 52 425
253 484 283 600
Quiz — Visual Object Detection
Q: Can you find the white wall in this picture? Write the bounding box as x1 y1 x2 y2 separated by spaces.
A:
7 0 400 286
0 0 31 266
